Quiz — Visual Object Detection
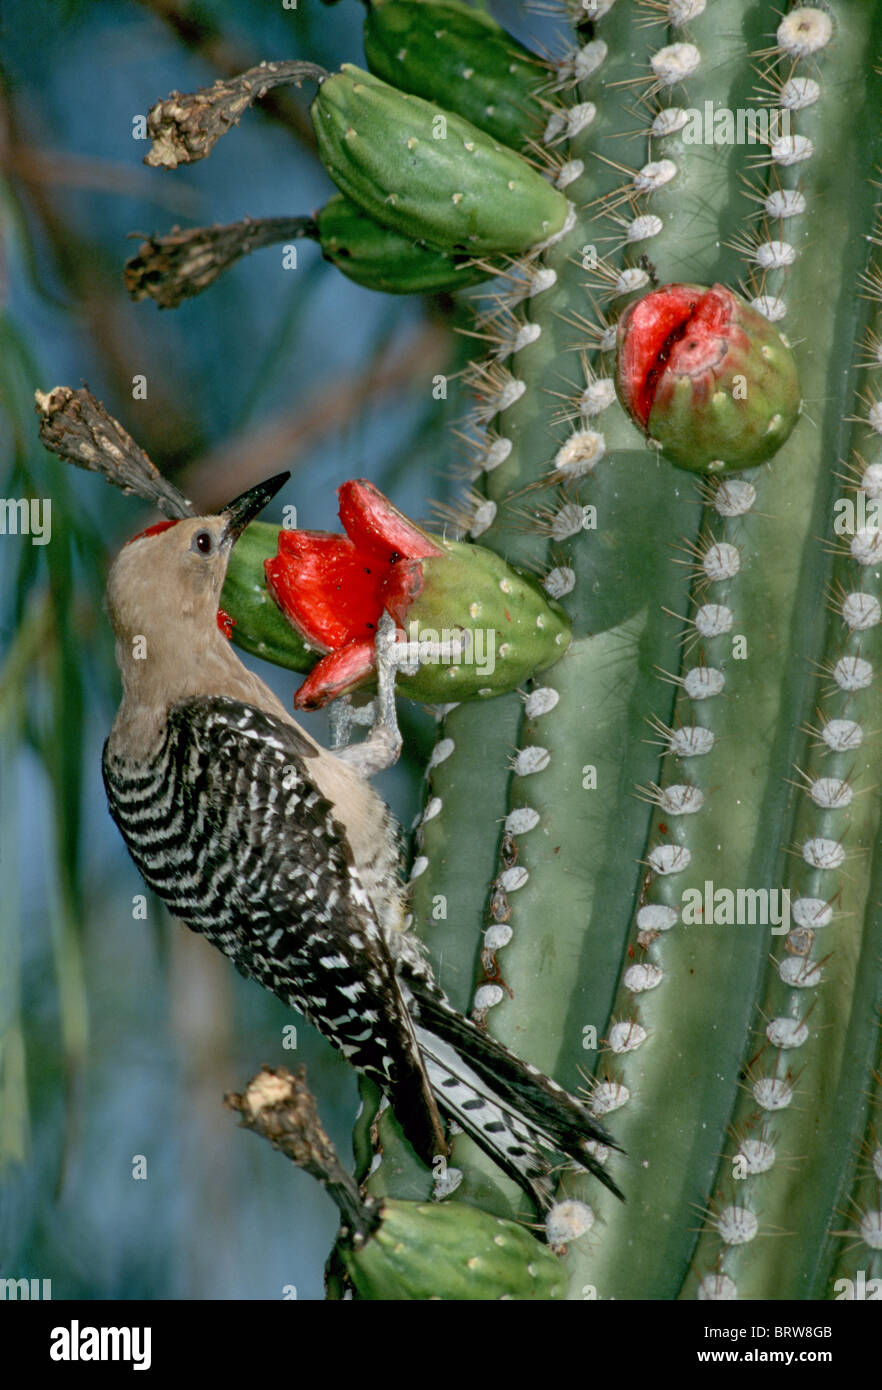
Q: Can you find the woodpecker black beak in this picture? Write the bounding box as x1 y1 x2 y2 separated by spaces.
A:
220 472 291 545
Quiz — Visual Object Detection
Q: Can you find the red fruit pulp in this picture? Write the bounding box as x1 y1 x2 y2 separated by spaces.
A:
337 478 445 563
267 531 390 650
619 284 732 427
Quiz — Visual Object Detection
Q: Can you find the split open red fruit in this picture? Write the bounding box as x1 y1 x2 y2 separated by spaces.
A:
264 478 572 708
615 283 801 473
265 480 444 709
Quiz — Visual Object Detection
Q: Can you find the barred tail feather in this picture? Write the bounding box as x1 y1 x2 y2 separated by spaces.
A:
411 989 624 1204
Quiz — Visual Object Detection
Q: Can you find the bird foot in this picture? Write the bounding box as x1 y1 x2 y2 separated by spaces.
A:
331 611 403 776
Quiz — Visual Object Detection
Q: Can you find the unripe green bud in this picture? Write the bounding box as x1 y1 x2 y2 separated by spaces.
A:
342 1198 567 1300
315 193 491 294
310 65 570 257
364 0 543 149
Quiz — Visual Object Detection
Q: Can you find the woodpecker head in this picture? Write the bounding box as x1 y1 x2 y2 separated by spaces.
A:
105 472 289 673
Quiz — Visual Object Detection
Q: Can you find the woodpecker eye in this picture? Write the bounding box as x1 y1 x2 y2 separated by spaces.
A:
193 529 215 556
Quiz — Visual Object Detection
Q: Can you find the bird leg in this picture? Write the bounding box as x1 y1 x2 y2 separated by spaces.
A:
331 611 403 776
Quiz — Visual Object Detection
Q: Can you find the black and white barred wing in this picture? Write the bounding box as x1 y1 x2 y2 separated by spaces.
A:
102 694 444 1162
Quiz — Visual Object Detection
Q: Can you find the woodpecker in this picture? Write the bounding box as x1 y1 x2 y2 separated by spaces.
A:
102 472 623 1205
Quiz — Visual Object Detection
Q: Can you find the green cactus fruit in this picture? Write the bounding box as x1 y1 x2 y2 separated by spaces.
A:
615 283 801 474
341 1198 567 1300
315 192 492 294
310 64 570 256
363 0 543 150
396 539 572 703
220 520 319 674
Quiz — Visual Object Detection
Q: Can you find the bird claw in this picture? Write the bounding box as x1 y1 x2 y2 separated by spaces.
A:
375 608 397 654
329 693 376 749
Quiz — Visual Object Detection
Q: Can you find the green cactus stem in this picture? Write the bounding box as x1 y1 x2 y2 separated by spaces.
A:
366 0 882 1302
